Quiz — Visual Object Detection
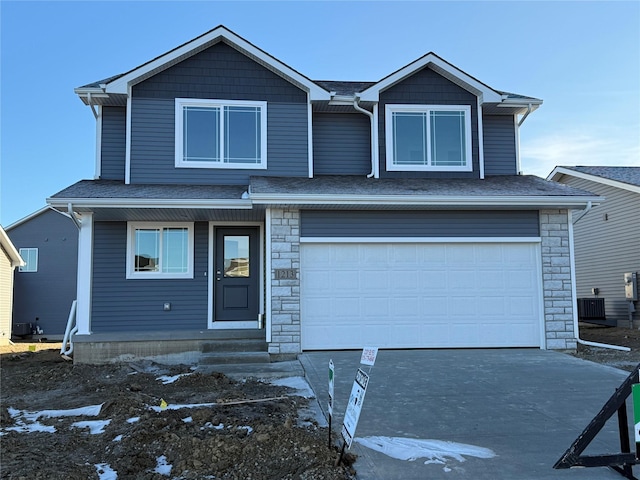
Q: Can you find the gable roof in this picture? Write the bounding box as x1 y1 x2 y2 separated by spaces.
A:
75 25 331 104
0 225 25 268
548 166 640 194
75 25 540 115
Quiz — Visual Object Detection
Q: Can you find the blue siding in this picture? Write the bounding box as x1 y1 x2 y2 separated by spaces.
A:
313 113 371 175
129 100 308 184
133 42 306 103
378 67 480 179
91 222 209 332
8 210 78 335
300 210 540 237
483 114 517 175
100 106 126 180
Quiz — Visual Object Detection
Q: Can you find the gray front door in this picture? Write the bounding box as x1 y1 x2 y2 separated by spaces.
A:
214 227 259 322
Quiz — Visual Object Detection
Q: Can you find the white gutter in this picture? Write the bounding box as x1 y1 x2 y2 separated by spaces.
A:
48 198 253 209
250 193 602 208
568 209 630 351
353 97 376 178
517 103 533 127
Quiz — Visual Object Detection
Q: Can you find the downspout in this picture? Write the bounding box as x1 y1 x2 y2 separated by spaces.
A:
353 97 376 178
86 92 99 120
568 209 630 351
517 103 532 127
571 201 592 225
66 203 82 230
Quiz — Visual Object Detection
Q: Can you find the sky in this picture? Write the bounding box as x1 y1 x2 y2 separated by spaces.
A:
1 0 638 226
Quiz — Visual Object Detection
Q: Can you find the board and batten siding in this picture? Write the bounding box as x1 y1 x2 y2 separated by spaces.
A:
558 175 640 325
482 114 517 176
313 112 371 175
91 222 209 332
8 209 78 336
100 106 126 181
300 210 540 237
378 67 480 180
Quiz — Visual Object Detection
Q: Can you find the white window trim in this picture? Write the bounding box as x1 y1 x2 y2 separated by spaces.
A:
18 248 38 272
385 104 473 172
126 222 194 279
175 98 267 170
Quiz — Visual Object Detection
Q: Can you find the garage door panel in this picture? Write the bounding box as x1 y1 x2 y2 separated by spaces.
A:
301 243 541 349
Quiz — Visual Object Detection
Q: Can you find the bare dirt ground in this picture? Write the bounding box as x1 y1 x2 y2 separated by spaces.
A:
0 344 354 480
1 325 639 479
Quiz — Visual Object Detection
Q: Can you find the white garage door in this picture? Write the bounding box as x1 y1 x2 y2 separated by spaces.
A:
300 242 541 350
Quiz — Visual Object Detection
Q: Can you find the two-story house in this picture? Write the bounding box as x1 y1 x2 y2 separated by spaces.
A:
47 26 599 364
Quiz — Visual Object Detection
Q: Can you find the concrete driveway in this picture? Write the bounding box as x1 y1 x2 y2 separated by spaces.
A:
300 349 633 480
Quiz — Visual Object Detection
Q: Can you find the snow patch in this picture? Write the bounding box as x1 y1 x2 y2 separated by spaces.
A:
154 455 172 476
182 416 193 423
95 463 117 480
354 436 496 465
113 434 123 442
126 416 140 423
72 419 111 434
270 376 315 398
238 425 253 434
149 402 216 412
156 373 193 385
10 404 103 422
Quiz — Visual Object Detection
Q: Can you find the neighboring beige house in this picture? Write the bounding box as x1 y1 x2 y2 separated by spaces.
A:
549 166 640 327
0 225 25 345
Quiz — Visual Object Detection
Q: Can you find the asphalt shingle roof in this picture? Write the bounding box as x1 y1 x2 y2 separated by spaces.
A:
562 166 640 188
249 175 596 198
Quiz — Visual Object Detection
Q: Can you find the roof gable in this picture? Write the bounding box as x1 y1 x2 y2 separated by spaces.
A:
0 225 25 268
549 166 640 194
76 25 330 102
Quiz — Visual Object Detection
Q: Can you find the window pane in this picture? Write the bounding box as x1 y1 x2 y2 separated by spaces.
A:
224 106 261 164
393 112 427 165
223 235 249 277
135 229 159 272
19 248 38 272
162 228 189 274
430 111 466 166
184 106 219 162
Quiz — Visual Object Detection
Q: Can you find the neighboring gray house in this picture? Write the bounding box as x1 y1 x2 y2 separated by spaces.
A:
549 166 640 327
46 25 600 364
6 207 78 338
0 225 25 345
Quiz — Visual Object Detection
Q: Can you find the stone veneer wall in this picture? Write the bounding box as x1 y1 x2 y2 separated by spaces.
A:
266 207 577 354
540 209 577 350
268 208 301 356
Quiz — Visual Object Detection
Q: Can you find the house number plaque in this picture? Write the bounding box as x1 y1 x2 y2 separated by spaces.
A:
274 268 297 280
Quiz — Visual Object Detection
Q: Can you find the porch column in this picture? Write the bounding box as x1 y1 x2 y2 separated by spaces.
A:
540 209 576 350
75 212 93 335
268 208 301 356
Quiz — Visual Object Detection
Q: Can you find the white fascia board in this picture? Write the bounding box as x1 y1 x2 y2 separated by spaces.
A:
105 26 329 101
0 226 25 267
548 167 640 194
250 193 601 208
46 198 253 210
358 53 502 104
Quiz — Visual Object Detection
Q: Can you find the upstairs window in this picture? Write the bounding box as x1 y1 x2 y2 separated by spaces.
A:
175 99 267 169
385 104 472 172
18 248 38 272
126 223 194 279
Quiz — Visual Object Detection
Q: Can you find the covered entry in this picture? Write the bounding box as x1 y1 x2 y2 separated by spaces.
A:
300 242 542 349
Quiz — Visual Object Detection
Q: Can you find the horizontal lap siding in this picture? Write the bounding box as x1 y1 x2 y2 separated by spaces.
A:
300 210 540 237
129 42 308 184
91 222 209 332
9 210 78 335
313 113 371 175
559 176 640 324
482 114 517 175
130 100 308 183
379 67 480 179
100 106 126 180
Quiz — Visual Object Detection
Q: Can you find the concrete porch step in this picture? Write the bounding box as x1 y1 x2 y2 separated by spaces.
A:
201 338 268 354
198 351 271 365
